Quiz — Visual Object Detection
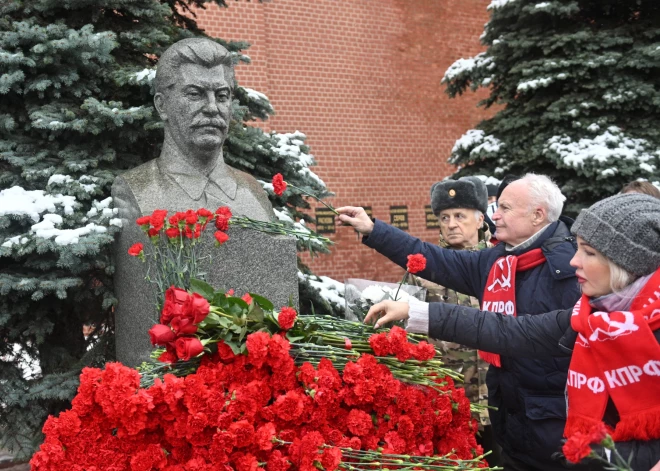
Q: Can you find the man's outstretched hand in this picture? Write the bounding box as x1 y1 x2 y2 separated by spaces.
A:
336 206 375 235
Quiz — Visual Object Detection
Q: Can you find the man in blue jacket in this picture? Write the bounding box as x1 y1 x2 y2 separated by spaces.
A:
337 173 580 471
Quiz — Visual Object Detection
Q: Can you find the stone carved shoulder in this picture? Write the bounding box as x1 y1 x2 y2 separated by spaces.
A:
111 161 162 218
230 167 275 221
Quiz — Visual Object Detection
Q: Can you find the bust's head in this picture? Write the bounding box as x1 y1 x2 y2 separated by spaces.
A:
154 39 236 164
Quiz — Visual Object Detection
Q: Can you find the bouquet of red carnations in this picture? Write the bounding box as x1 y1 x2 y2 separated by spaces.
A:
30 205 498 471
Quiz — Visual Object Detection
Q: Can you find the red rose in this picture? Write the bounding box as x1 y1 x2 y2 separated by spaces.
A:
242 293 253 305
128 242 143 257
174 336 204 360
406 253 427 274
226 288 235 296
157 350 177 363
214 230 229 245
217 340 237 362
150 209 168 231
148 324 176 346
161 286 190 324
562 432 593 463
165 227 180 239
272 173 287 196
186 293 210 324
170 316 198 335
277 307 297 330
135 215 151 226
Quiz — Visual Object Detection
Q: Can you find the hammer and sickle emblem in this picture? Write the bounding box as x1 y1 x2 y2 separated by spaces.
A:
589 311 639 342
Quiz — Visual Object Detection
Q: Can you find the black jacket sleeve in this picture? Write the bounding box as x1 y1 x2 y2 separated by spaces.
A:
427 302 575 357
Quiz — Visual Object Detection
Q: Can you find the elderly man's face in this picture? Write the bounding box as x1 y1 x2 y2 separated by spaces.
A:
492 181 543 246
157 63 232 157
437 208 483 249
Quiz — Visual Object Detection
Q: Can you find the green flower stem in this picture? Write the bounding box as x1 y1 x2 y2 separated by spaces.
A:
393 270 409 302
285 183 339 215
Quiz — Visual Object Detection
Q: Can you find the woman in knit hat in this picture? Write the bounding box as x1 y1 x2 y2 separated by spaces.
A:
365 193 660 470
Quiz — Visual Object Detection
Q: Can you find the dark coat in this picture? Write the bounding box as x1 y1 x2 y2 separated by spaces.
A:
364 219 580 470
427 303 660 471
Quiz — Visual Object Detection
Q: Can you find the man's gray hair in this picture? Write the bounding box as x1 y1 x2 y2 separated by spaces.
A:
520 173 566 222
155 38 236 93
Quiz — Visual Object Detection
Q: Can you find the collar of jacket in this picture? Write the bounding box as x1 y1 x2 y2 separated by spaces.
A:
493 219 577 281
158 140 238 202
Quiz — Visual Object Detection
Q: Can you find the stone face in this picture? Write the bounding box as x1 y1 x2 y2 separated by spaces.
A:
111 38 298 366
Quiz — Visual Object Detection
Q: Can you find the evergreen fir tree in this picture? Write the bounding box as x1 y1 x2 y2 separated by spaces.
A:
0 0 340 458
443 0 660 215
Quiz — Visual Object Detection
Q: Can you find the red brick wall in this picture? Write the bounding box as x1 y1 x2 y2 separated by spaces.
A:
195 0 492 283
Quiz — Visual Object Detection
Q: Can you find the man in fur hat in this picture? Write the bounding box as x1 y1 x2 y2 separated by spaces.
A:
423 177 493 440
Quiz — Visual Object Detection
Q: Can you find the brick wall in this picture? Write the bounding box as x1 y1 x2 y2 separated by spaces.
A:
195 0 492 283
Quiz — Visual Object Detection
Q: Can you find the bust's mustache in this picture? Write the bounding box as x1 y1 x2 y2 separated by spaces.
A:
190 118 227 131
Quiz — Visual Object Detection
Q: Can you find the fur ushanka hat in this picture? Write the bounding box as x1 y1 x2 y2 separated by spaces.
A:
430 176 489 216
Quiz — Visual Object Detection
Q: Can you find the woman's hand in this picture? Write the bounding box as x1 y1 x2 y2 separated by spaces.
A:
651 459 660 471
364 300 410 328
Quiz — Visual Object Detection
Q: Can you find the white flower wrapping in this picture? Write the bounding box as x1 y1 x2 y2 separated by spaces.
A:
361 284 410 303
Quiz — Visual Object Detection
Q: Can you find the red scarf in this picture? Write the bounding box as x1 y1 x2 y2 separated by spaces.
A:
565 268 660 441
478 248 547 367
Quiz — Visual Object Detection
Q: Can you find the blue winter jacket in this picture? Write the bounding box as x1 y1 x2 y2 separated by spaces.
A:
363 218 580 470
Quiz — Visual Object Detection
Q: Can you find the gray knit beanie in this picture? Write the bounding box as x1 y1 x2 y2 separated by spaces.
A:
571 193 660 276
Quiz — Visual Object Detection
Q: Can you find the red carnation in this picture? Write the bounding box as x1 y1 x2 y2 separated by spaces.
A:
136 215 151 226
255 422 277 451
214 230 229 246
215 206 232 231
266 450 291 471
320 447 342 471
165 227 180 239
128 242 143 257
197 208 213 219
344 338 352 349
346 409 373 436
174 337 204 361
272 173 287 196
273 390 305 421
587 422 609 444
130 444 167 471
185 210 198 225
412 341 436 361
246 331 270 368
368 332 390 356
562 432 593 464
150 209 168 231
406 253 427 274
277 307 297 330
147 227 159 237
148 324 176 346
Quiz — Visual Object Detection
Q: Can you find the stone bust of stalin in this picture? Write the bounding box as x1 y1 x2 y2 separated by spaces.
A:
112 38 274 220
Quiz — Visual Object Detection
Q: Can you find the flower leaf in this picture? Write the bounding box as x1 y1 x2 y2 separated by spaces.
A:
189 278 215 300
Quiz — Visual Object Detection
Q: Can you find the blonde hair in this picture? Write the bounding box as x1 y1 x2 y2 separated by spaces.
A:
608 259 637 293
